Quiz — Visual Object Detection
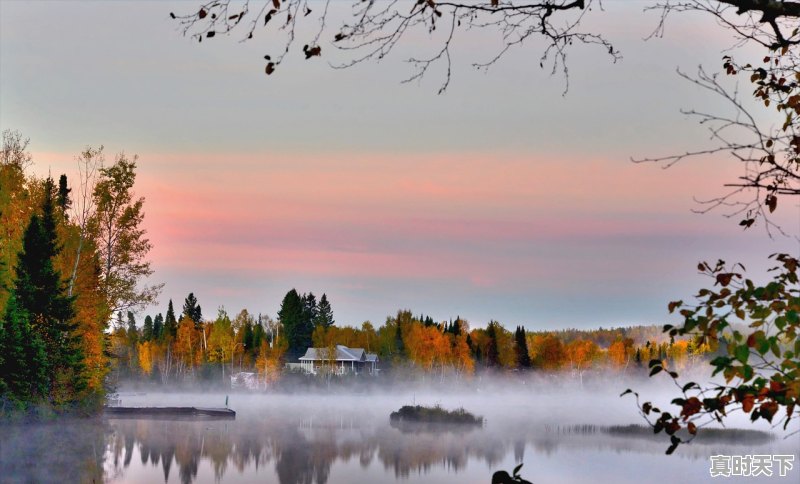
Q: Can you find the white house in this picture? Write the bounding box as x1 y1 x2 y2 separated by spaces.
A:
298 345 379 375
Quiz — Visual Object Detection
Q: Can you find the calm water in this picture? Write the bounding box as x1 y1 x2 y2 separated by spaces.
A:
1 389 798 483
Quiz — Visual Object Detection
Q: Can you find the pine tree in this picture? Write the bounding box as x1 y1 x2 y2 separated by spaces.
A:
182 292 203 330
142 315 154 341
315 293 334 328
164 300 178 339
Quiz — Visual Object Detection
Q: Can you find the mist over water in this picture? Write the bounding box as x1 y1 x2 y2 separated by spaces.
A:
1 375 798 483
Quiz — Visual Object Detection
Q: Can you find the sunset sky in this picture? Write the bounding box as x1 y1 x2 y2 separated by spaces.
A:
1 1 796 329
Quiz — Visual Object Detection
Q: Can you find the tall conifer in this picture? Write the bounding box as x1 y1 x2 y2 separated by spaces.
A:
164 300 178 338
6 177 85 402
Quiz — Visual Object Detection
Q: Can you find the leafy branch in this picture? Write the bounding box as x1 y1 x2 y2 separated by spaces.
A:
623 253 800 454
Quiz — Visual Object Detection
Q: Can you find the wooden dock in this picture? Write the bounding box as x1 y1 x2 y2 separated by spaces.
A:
104 406 236 420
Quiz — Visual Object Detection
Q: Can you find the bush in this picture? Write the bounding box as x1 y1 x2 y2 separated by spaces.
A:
389 405 483 425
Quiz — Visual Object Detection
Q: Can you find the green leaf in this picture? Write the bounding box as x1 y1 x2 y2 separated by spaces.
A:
770 340 781 358
735 345 749 364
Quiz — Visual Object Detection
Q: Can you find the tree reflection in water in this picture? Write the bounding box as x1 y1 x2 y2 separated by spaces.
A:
100 410 786 484
0 404 792 484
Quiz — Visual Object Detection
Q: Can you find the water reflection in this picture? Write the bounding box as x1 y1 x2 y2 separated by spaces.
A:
1 397 797 484
0 420 107 483
99 411 793 483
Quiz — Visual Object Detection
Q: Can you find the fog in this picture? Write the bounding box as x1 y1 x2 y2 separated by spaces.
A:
1 375 798 483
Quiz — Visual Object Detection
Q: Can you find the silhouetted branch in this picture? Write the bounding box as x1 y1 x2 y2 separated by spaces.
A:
171 0 620 91
633 62 799 233
647 0 800 49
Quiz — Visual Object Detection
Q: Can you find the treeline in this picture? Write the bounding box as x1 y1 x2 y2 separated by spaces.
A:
115 291 712 386
0 131 156 413
111 296 287 387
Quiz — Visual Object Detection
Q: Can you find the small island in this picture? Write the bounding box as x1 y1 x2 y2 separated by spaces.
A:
390 405 484 426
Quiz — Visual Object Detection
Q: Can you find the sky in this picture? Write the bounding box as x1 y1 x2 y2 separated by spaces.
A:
1 0 797 329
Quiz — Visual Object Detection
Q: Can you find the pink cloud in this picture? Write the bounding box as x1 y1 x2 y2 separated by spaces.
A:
31 149 747 292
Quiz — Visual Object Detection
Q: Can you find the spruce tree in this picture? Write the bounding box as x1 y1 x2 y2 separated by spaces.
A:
252 320 266 352
182 292 203 330
278 289 305 355
315 293 334 328
10 177 85 401
303 292 318 327
0 295 48 402
394 320 405 358
515 326 532 369
164 300 178 338
57 174 71 213
452 317 463 337
153 313 164 340
126 312 138 347
142 315 154 341
486 321 500 367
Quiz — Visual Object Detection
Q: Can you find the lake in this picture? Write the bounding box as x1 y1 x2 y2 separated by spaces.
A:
1 386 798 483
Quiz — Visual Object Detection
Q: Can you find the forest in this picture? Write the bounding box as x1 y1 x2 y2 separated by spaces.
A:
111 296 713 389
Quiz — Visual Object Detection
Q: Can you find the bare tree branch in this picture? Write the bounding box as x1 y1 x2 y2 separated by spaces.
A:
171 0 620 91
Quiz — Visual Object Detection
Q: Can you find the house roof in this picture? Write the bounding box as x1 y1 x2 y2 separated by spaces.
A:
298 345 381 363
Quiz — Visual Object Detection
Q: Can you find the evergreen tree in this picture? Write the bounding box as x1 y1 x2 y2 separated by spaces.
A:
0 295 48 402
394 320 405 358
164 300 178 339
315 293 334 328
452 317 463 337
182 292 203 330
10 177 85 401
142 315 154 341
242 317 254 355
57 174 71 213
153 313 164 341
514 326 532 369
485 321 500 367
126 312 138 346
252 319 266 352
303 292 318 327
277 289 306 355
